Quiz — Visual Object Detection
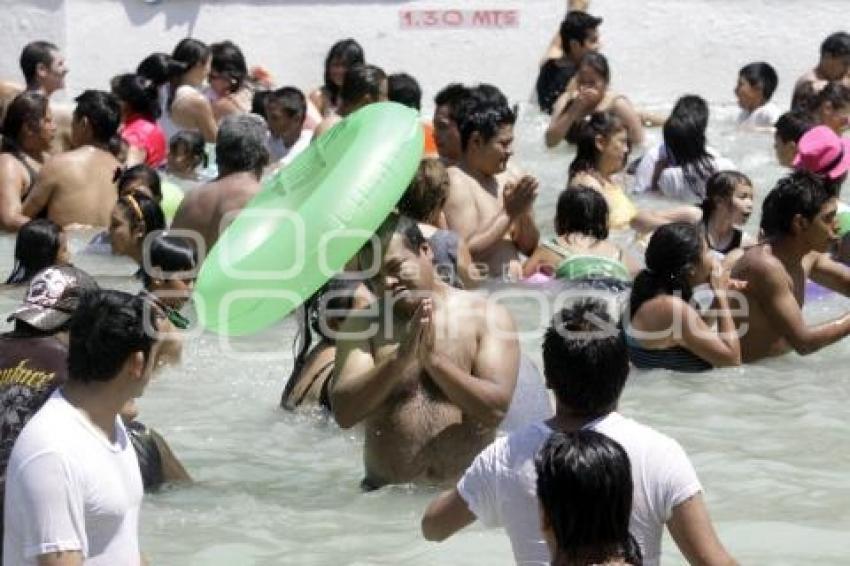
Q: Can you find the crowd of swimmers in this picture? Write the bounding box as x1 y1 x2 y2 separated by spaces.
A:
1 0 850 563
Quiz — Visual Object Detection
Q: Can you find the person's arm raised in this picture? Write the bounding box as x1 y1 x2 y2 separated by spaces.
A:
667 493 737 566
753 256 850 355
421 488 477 541
330 306 413 428
419 298 519 426
545 89 588 148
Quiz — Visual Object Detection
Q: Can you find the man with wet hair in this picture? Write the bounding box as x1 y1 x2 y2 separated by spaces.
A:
536 10 602 113
423 298 735 566
22 90 122 227
773 110 815 167
734 169 850 362
330 214 520 489
313 64 388 137
172 113 269 252
264 86 312 168
432 83 470 165
4 289 167 565
793 31 850 103
387 72 422 111
442 85 539 279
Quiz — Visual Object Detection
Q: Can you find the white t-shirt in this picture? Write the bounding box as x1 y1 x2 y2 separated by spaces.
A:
456 412 702 566
268 128 313 167
633 143 735 203
3 390 143 566
737 102 781 129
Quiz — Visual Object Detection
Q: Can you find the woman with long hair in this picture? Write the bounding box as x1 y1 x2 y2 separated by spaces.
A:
308 39 365 117
5 218 69 285
206 40 254 120
111 73 166 167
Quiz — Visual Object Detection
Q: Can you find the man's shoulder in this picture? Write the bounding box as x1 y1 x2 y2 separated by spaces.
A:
10 394 75 455
473 422 551 473
594 413 685 459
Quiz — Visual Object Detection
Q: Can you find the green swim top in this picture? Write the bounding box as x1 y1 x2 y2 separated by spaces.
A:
542 238 631 282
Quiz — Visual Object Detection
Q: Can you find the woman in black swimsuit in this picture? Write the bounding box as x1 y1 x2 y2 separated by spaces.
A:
0 92 55 231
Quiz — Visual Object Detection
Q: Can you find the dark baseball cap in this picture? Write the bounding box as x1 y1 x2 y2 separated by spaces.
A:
8 265 99 332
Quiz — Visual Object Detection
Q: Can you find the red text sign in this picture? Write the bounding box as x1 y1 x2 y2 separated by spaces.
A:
399 9 519 29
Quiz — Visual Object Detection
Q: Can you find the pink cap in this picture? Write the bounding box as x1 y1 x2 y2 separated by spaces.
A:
792 125 850 180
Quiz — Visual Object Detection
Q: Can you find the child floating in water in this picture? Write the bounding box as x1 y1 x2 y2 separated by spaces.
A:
735 62 780 128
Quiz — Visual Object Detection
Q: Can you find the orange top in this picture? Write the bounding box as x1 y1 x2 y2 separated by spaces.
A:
422 121 438 158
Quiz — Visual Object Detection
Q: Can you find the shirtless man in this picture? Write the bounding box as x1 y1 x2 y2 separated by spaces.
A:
443 87 539 278
793 32 850 107
330 215 519 489
23 90 121 228
0 92 55 231
171 113 269 253
432 83 470 166
313 64 387 138
733 171 850 362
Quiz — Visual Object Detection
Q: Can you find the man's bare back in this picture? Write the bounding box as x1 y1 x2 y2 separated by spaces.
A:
22 146 120 227
171 171 262 254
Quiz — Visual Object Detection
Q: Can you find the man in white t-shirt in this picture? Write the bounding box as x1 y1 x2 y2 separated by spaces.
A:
422 299 736 566
263 86 313 168
4 289 167 566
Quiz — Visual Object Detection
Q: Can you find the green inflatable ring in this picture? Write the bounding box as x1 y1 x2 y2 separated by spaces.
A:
554 255 631 282
193 102 423 336
837 209 850 238
160 179 184 223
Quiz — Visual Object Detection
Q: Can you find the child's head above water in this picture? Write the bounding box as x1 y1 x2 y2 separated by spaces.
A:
814 81 850 134
167 130 207 179
818 32 850 82
774 110 815 167
735 62 778 113
701 171 754 228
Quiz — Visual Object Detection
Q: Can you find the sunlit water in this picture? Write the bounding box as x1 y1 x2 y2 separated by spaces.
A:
4 26 850 566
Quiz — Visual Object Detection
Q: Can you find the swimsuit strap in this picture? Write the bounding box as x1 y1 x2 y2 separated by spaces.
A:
291 357 335 409
11 151 38 198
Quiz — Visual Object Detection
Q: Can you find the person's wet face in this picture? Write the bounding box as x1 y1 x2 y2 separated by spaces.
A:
30 105 56 151
571 27 601 61
370 233 434 316
167 144 201 178
819 102 850 134
42 49 67 94
328 57 347 87
208 69 232 97
109 203 139 259
474 123 514 176
433 104 462 163
729 182 754 226
734 75 763 112
576 63 607 94
597 127 629 173
265 101 303 146
149 274 195 310
802 197 839 252
773 133 797 167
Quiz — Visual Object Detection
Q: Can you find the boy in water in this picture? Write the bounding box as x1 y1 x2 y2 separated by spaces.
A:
793 32 850 105
735 62 780 128
773 110 814 167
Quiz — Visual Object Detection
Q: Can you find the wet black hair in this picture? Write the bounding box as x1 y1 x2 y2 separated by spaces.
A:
701 170 752 222
266 86 307 120
559 11 603 56
340 64 386 107
167 38 211 110
555 186 609 240
281 276 364 409
211 40 248 93
359 213 428 273
774 110 815 143
739 62 779 102
73 90 121 147
324 39 366 106
68 290 157 383
251 90 270 119
434 83 471 123
815 81 850 111
1 91 48 151
116 191 167 244
568 111 624 178
821 32 850 58
117 164 162 202
791 82 820 114
137 52 183 87
663 95 714 197
111 73 161 121
5 219 64 285
629 222 705 318
388 72 422 111
397 158 450 222
760 171 834 239
20 40 58 86
542 298 628 417
457 84 516 150
142 233 197 288
535 430 642 566
577 51 610 84
169 130 208 169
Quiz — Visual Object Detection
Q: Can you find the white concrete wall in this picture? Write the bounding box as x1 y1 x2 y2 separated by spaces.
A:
0 0 845 111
